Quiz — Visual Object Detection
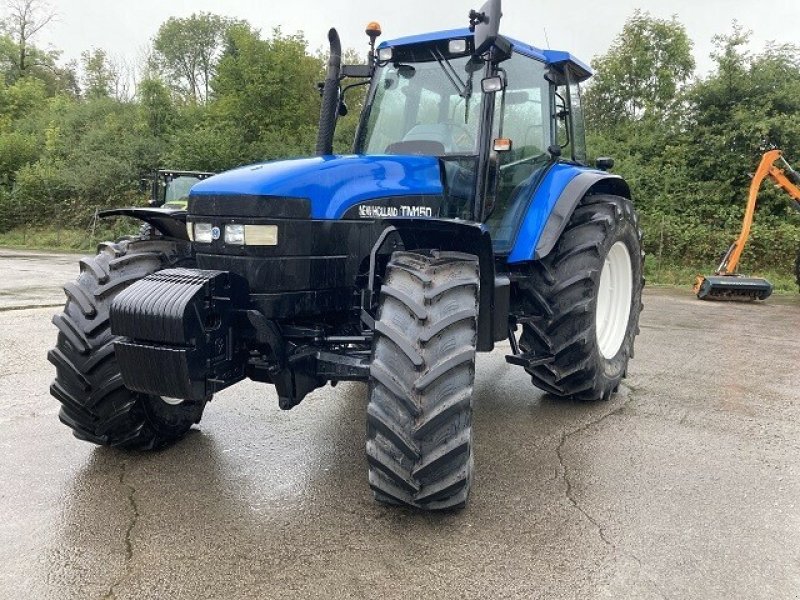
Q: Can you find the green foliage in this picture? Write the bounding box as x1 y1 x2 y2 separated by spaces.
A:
80 48 114 99
0 18 330 235
139 77 176 137
585 15 799 274
153 13 236 103
211 27 321 154
585 11 695 127
0 76 48 124
0 130 40 184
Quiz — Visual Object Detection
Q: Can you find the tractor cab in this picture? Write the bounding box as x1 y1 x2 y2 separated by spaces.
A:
356 28 592 252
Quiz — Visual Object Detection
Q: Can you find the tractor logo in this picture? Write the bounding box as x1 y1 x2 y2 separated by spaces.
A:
211 226 221 240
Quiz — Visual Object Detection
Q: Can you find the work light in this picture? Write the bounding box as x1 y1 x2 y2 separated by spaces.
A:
448 39 467 54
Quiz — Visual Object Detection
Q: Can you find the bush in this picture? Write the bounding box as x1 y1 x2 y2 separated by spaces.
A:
641 210 800 273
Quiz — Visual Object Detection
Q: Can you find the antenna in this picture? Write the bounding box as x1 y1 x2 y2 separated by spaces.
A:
543 27 551 49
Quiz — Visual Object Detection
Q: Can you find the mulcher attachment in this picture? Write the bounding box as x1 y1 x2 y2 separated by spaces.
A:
694 275 773 301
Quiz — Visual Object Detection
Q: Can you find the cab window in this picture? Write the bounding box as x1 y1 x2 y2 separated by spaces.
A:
567 68 587 163
554 68 587 164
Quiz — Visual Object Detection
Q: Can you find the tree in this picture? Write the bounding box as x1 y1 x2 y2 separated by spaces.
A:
153 12 234 103
584 11 695 127
80 48 114 99
138 76 175 140
686 26 800 219
209 26 322 160
2 0 54 75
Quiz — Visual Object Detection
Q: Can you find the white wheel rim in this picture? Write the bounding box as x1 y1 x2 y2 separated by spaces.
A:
596 241 633 360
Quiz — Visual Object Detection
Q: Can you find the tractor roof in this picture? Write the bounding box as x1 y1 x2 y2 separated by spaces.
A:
380 28 592 82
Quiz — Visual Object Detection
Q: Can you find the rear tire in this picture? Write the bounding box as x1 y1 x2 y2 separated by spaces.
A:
366 250 479 510
516 194 644 401
48 237 207 449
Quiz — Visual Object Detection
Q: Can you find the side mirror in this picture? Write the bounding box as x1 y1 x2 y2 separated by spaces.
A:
481 75 504 93
596 157 615 171
470 0 501 56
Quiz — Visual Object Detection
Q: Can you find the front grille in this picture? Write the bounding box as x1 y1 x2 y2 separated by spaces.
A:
188 194 311 219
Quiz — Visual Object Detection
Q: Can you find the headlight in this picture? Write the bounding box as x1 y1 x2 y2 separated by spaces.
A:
225 224 245 245
193 222 213 243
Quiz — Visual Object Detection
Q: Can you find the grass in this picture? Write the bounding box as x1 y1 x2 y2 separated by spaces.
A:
0 224 138 253
1 225 797 294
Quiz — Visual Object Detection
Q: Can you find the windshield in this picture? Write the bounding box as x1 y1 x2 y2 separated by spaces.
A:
362 53 484 156
164 176 201 205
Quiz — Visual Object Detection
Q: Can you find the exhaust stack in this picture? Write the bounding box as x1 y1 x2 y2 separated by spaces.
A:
316 28 342 156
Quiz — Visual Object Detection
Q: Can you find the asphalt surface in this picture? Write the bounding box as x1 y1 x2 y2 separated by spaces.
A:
0 247 799 599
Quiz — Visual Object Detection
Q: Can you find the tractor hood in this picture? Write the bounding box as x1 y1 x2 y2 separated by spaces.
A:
189 155 444 219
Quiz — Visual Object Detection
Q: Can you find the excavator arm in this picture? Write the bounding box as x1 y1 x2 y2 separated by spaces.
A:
694 149 800 301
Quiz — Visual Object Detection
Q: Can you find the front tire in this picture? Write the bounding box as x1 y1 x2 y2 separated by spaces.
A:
366 250 479 510
516 194 644 401
48 237 207 449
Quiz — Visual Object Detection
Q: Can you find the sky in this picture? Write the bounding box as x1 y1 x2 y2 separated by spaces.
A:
29 0 800 77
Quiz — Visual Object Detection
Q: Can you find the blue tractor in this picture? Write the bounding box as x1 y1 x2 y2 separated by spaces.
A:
49 0 643 510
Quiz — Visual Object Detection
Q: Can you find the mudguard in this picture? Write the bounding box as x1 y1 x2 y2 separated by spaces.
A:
98 207 189 240
380 218 508 352
507 165 631 263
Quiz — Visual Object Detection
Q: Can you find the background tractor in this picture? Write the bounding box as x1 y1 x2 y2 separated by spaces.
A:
49 0 644 510
142 169 215 210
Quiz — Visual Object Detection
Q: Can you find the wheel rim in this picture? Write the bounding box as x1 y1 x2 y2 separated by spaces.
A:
596 241 633 360
161 396 184 406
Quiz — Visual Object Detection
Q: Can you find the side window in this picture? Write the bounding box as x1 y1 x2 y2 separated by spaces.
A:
568 70 587 164
554 83 571 157
554 70 587 164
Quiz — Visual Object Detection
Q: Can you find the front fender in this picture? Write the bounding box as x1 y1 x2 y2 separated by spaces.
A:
380 218 506 352
98 207 189 240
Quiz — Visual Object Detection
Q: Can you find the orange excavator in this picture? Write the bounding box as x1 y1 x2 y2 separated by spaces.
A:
694 149 800 301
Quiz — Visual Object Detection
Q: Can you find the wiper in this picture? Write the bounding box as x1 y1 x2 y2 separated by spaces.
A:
430 48 475 124
431 49 469 99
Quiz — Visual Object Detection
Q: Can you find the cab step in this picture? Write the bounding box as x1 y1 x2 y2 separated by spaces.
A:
505 352 554 368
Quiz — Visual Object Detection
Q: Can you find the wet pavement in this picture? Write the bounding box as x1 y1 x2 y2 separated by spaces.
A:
0 249 78 311
0 248 799 599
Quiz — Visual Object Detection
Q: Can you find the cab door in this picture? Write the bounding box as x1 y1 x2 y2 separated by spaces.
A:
484 52 551 252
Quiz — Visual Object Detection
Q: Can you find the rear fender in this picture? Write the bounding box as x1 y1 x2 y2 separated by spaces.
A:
380 218 508 352
507 167 631 263
98 207 189 240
